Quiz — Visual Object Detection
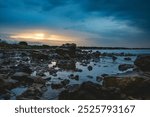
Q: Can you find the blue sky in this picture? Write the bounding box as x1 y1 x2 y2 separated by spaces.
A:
0 0 150 47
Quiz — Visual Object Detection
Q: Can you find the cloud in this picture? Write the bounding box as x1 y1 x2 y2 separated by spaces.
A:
0 0 150 47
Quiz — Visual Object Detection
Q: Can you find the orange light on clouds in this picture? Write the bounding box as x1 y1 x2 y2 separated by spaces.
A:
10 33 45 40
10 32 74 44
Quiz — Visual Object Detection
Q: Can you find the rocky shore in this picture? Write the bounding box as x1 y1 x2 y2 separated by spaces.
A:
0 43 150 100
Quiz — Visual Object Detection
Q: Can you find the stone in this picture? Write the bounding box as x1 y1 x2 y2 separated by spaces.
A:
124 57 132 61
59 81 123 100
134 55 150 71
69 74 79 81
61 79 70 86
118 64 134 71
11 72 33 84
57 60 76 70
96 76 103 82
87 65 93 71
51 83 64 89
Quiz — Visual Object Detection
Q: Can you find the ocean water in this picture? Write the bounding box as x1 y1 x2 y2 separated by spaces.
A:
11 49 150 99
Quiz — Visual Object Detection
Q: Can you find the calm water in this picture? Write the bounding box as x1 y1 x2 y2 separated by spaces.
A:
92 49 150 55
11 49 150 99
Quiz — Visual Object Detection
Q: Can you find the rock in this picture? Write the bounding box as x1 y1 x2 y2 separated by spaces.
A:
112 56 117 61
34 77 46 84
31 51 49 61
118 64 134 71
17 85 42 100
92 51 101 58
61 79 70 86
124 57 132 61
96 76 103 82
11 64 32 74
57 60 76 70
56 43 76 58
69 74 79 81
59 81 123 100
51 83 64 89
101 74 109 77
134 55 150 71
87 65 93 71
11 72 33 84
0 77 19 94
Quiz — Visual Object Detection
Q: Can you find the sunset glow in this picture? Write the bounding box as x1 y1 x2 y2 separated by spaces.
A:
9 32 75 45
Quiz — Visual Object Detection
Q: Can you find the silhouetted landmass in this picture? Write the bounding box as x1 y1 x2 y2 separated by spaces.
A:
0 39 150 49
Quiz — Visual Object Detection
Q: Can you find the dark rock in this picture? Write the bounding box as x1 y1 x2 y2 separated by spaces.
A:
118 64 134 71
101 74 109 77
112 56 117 61
134 55 150 71
34 77 46 84
59 81 123 100
56 43 76 58
87 75 93 79
51 83 63 89
92 51 101 58
124 57 132 61
17 86 42 100
87 65 93 71
57 60 76 70
61 79 70 86
11 72 33 84
11 64 32 74
96 76 103 82
31 51 49 61
69 74 79 81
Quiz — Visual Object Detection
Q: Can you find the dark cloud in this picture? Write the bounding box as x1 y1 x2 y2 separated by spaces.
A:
0 0 150 47
76 0 150 31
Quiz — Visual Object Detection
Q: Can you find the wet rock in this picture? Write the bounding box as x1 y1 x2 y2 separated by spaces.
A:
0 77 19 94
0 67 12 74
87 75 93 79
59 81 123 100
92 51 101 58
2 93 11 100
124 57 132 61
134 55 150 71
31 51 49 61
11 72 33 84
96 76 103 82
34 77 46 84
75 68 83 72
11 64 32 74
61 79 70 86
56 43 76 58
17 85 42 100
112 56 117 61
69 74 79 81
87 65 93 71
101 74 109 77
57 60 76 70
51 83 64 89
118 64 134 71
103 77 150 99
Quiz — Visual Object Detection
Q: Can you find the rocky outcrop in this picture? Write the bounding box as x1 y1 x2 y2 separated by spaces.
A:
134 55 150 71
57 60 76 70
118 64 134 71
59 77 150 100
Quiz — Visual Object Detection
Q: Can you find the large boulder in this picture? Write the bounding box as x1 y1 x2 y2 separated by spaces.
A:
134 55 150 71
57 60 76 70
56 43 76 58
118 64 134 71
11 72 34 84
59 81 123 100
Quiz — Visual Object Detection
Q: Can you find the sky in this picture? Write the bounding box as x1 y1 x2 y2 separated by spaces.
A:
0 0 150 47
